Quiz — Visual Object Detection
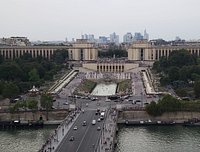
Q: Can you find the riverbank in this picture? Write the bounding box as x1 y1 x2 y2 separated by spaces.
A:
0 109 68 120
117 111 200 126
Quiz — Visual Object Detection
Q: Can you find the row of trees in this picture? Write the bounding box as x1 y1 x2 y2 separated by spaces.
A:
146 95 200 116
153 49 200 98
0 49 69 99
11 94 53 111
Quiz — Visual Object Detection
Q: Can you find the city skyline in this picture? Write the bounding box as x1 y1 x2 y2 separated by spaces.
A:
0 0 200 41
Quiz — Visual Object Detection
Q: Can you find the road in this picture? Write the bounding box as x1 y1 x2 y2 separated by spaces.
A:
56 110 105 152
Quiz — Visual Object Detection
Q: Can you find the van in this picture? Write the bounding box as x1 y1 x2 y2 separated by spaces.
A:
92 120 96 125
100 112 105 120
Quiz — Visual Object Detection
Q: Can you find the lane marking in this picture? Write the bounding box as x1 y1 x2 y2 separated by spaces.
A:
75 112 96 152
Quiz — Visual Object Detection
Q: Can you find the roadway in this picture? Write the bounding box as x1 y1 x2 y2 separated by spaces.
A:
56 110 105 152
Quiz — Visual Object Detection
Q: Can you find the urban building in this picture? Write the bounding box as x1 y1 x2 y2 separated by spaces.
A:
123 32 133 43
133 32 143 41
143 29 149 40
128 40 200 61
0 37 31 46
82 61 139 72
81 34 95 42
0 39 98 61
110 32 119 45
98 36 109 44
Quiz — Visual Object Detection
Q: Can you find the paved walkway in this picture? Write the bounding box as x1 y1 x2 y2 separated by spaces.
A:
97 108 117 152
39 109 81 152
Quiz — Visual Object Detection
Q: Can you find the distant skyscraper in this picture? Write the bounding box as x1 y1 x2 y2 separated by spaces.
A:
143 29 149 40
133 32 143 41
123 32 133 43
110 32 119 44
88 34 95 42
98 36 109 44
81 34 95 42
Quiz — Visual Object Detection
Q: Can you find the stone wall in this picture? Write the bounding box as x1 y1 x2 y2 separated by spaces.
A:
0 110 68 121
118 111 200 122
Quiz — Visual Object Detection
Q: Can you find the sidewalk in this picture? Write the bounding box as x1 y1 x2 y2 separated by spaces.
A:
97 109 117 152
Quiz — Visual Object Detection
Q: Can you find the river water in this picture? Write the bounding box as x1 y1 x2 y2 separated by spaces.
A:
115 125 200 152
0 126 56 152
1 126 200 152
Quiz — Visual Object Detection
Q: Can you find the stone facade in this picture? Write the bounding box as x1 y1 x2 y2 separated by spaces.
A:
0 39 98 61
128 40 200 61
82 62 139 72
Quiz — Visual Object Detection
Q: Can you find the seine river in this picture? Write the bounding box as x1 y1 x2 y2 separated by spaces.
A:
115 125 200 152
1 126 200 152
0 126 56 152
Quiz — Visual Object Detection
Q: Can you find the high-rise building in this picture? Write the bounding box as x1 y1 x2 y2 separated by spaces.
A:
123 32 133 43
133 32 143 41
98 36 109 44
143 29 149 40
110 32 119 44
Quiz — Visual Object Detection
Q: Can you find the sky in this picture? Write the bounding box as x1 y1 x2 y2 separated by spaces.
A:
0 0 200 41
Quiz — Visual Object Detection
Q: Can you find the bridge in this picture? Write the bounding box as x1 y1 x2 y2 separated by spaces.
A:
39 104 118 152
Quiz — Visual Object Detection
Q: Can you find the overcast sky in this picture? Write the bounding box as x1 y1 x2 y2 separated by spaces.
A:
0 0 200 41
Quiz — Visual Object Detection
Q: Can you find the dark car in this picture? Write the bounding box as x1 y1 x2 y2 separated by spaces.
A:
69 136 74 141
82 121 87 126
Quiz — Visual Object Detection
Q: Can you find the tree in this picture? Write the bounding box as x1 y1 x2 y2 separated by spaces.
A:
27 99 38 110
0 63 24 81
168 66 180 81
29 68 40 82
194 81 200 98
52 49 68 64
2 82 20 98
168 49 196 68
158 95 181 112
0 54 4 64
146 101 162 116
40 93 53 120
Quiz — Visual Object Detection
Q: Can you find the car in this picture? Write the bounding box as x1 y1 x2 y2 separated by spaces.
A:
105 98 111 102
102 109 106 112
73 126 78 130
69 136 74 141
92 120 96 125
97 126 101 131
63 102 69 105
135 100 141 103
82 121 87 126
97 118 101 122
128 99 133 102
86 103 88 107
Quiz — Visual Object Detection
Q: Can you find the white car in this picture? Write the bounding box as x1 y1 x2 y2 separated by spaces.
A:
97 118 101 122
97 126 101 131
73 126 78 130
92 120 96 125
63 102 69 105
